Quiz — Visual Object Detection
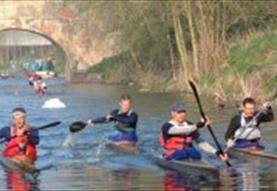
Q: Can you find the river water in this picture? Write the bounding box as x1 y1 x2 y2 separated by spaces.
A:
0 78 276 191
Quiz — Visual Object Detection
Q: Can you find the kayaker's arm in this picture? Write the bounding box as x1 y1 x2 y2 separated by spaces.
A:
196 121 205 128
87 110 126 124
112 112 138 126
224 115 240 141
27 130 39 145
196 137 217 154
0 126 10 140
258 106 274 123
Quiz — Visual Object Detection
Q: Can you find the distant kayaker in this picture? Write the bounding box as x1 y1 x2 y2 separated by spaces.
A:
0 107 39 164
87 94 138 145
225 97 274 149
46 57 55 71
160 102 228 161
29 76 47 95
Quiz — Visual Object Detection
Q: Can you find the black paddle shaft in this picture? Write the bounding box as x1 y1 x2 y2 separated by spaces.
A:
32 121 62 131
189 81 232 167
0 121 62 144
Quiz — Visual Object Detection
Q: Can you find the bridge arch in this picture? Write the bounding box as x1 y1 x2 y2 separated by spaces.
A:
0 27 68 64
0 2 118 81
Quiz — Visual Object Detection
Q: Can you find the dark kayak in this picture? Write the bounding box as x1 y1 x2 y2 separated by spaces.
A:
154 155 219 177
228 147 277 160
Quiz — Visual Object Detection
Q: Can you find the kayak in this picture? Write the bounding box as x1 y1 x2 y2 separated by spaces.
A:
228 147 277 160
154 155 219 177
107 141 140 155
0 156 38 175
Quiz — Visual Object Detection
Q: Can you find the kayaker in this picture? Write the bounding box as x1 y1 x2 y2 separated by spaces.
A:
87 94 138 144
29 76 47 95
160 102 228 161
0 107 39 164
225 97 274 149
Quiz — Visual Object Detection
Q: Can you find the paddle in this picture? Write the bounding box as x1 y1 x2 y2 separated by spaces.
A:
69 121 88 133
225 88 277 152
69 117 103 133
0 121 62 144
189 80 232 167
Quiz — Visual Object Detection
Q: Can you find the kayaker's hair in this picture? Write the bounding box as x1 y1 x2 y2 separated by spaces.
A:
243 97 256 106
120 94 131 101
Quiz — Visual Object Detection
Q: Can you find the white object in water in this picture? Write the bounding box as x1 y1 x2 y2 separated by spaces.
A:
62 133 76 148
42 98 66 109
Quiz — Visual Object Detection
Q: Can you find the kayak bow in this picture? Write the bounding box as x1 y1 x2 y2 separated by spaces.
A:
0 156 38 175
228 147 277 160
154 155 219 177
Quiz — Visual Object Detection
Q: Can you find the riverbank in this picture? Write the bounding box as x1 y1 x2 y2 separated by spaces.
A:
86 31 277 105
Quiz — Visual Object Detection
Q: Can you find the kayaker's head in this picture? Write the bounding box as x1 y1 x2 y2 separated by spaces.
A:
242 97 256 118
171 102 187 124
12 107 26 129
119 94 132 113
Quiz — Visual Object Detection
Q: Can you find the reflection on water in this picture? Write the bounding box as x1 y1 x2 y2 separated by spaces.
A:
3 170 39 191
0 78 276 190
3 165 277 191
38 167 164 191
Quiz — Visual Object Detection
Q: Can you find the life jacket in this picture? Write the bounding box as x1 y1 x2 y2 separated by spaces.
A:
160 121 199 156
113 109 136 134
2 126 37 163
234 113 261 140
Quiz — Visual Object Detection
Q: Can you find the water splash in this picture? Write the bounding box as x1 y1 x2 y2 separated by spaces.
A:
62 133 77 148
92 137 108 163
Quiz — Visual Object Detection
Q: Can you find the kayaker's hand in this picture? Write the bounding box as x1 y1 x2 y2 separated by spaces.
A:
87 119 95 126
106 114 114 122
201 116 211 126
262 102 271 111
219 153 229 162
215 150 229 161
226 139 234 148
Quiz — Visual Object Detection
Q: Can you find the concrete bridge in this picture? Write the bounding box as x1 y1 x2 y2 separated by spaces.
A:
0 1 117 81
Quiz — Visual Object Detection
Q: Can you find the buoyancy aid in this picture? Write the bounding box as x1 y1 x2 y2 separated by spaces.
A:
234 113 261 140
160 121 199 156
113 109 136 133
2 126 37 162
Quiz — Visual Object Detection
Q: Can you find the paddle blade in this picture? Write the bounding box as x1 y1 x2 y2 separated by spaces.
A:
69 121 87 133
189 80 205 118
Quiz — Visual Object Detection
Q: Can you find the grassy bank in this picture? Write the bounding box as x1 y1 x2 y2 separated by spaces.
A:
209 31 277 103
88 31 277 102
87 52 179 92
